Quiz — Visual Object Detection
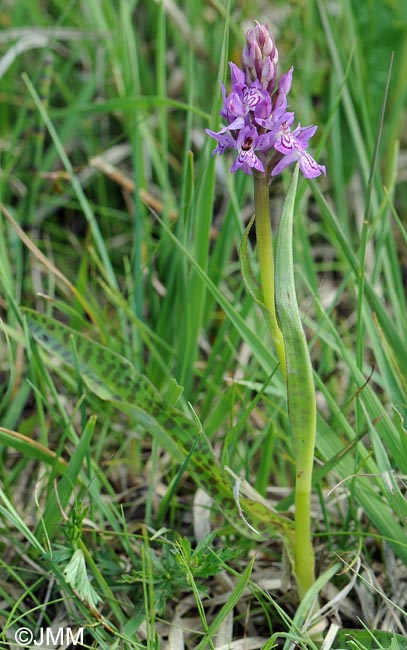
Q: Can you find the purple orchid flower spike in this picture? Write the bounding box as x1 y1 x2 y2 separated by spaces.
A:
206 21 325 181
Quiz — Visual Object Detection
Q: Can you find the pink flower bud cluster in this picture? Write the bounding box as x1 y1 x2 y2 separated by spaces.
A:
242 21 279 94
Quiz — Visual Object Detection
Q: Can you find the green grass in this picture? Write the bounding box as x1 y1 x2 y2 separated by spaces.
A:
1 0 407 647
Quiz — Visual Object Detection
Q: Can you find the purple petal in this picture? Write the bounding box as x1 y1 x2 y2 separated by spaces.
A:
231 149 264 174
256 132 274 151
236 125 258 148
250 152 265 172
292 124 318 148
219 82 228 120
278 67 294 95
299 152 326 178
223 116 246 131
242 84 263 109
205 129 236 155
270 152 298 176
273 89 288 113
226 91 246 117
254 95 272 120
274 130 299 155
284 112 295 128
260 56 276 88
229 62 246 89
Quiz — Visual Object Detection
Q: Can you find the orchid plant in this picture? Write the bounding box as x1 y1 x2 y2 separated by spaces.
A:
206 22 326 600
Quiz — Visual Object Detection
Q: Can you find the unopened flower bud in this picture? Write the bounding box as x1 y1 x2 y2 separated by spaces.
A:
254 22 269 51
260 57 276 90
245 27 256 50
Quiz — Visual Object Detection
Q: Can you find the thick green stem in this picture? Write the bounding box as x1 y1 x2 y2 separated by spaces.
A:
253 171 286 378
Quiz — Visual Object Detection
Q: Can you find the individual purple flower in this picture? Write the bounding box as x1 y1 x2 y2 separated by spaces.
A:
220 63 272 132
254 94 294 140
271 148 326 179
271 123 326 179
229 87 270 126
254 67 293 132
230 125 271 174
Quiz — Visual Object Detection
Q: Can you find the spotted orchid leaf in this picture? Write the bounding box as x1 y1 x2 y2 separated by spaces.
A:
23 308 295 557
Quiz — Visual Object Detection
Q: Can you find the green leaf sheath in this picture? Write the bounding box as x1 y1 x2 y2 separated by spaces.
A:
23 308 294 552
254 171 286 376
274 165 316 596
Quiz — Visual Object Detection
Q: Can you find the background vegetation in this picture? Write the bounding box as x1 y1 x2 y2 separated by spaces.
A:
0 0 406 647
